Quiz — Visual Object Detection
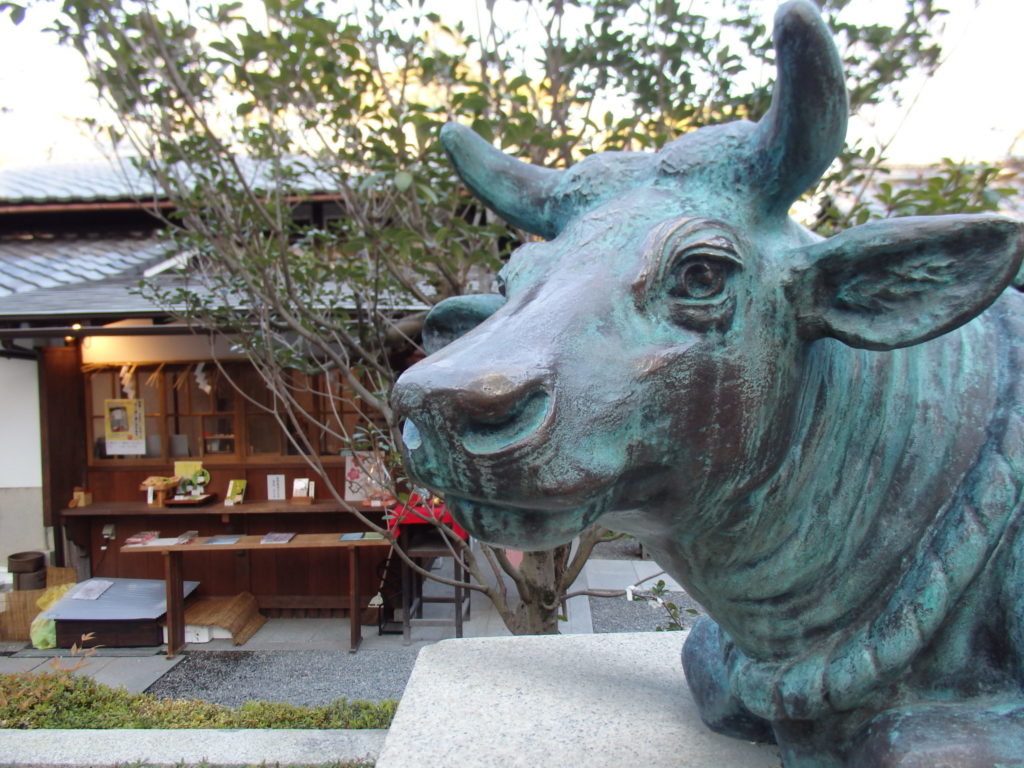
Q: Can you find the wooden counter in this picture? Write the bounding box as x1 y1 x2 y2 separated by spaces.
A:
62 501 392 615
123 534 392 656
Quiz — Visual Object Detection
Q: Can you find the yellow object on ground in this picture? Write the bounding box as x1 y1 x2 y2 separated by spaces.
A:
29 616 56 649
29 582 75 649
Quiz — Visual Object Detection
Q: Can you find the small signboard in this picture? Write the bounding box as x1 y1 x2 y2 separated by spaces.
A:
104 398 145 455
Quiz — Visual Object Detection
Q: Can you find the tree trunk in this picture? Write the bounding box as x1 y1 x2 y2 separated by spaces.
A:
504 549 563 635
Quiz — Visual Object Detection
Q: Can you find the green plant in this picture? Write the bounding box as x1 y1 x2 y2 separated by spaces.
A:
641 579 699 633
0 671 396 729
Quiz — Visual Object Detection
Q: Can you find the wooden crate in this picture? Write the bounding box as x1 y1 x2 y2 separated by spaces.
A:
56 618 162 648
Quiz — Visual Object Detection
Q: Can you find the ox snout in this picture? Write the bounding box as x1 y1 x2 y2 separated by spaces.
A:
392 349 617 551
393 365 552 463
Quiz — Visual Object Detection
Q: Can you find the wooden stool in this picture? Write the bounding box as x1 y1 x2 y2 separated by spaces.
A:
400 527 471 643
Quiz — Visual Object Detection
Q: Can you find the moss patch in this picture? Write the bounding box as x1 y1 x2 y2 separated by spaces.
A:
0 671 396 729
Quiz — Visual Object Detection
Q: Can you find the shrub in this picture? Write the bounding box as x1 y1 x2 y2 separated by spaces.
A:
0 671 396 730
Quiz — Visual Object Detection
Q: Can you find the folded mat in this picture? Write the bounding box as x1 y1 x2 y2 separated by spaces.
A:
0 567 78 642
179 591 266 645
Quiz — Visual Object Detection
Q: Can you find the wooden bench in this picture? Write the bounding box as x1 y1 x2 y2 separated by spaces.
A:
122 533 392 657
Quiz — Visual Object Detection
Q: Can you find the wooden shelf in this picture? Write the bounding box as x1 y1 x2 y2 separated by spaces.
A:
62 500 389 518
122 532 392 554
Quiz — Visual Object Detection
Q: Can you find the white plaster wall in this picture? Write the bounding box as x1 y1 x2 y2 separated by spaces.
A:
0 358 42 487
0 487 46 562
0 358 46 563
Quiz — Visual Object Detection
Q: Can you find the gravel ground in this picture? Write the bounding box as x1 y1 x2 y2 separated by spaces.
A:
145 648 419 706
591 535 646 560
145 595 703 707
588 591 702 634
143 545 704 707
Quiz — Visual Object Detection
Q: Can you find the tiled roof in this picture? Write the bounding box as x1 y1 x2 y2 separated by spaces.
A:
0 158 418 323
0 160 160 204
0 275 180 321
0 157 337 205
0 271 429 322
0 236 173 297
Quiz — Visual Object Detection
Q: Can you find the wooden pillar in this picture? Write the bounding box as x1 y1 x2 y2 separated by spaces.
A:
163 551 185 657
39 345 87 566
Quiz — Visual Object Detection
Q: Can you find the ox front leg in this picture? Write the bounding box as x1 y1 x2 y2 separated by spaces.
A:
682 617 776 744
846 699 1024 767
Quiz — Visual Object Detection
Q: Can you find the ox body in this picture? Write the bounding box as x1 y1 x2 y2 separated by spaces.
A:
391 2 1024 765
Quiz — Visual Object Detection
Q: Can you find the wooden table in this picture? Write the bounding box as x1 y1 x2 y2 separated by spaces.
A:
65 499 388 522
122 534 392 658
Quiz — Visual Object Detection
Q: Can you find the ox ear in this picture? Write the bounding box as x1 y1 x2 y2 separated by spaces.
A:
422 294 505 355
790 215 1024 350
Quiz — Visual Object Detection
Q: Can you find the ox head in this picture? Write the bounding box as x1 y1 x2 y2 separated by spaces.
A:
391 0 1024 550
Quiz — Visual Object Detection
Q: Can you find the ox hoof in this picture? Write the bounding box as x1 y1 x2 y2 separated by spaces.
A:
848 700 1024 767
682 617 776 744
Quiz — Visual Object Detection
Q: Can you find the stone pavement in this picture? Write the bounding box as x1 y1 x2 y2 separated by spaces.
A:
0 728 386 767
0 648 182 693
0 558 701 766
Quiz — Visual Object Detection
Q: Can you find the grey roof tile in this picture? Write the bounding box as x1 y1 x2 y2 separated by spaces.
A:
0 160 160 203
0 275 174 320
0 272 429 322
0 157 336 204
0 237 173 297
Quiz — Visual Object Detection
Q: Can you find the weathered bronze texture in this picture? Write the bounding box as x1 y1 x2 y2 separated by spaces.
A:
391 1 1024 765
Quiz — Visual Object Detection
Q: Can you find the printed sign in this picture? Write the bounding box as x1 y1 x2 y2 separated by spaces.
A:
104 399 145 455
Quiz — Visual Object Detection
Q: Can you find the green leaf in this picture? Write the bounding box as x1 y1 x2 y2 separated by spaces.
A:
1 2 25 24
394 171 413 192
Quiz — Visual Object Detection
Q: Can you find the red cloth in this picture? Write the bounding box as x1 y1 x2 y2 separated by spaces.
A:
388 494 468 539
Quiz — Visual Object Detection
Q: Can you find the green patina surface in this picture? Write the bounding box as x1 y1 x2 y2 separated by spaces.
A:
392 1 1024 765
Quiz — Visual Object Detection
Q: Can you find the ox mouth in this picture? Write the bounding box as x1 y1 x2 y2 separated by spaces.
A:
445 494 610 550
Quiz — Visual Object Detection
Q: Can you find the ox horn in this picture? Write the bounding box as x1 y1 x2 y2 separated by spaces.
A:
440 122 565 240
751 0 848 217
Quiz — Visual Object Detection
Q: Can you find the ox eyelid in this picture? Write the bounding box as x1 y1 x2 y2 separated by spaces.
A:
656 223 744 286
671 233 743 266
632 218 743 308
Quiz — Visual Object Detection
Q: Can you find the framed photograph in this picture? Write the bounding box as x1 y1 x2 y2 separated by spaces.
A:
292 478 310 498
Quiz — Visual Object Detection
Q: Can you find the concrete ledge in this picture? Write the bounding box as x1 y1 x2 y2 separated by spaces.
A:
376 632 781 768
0 728 387 766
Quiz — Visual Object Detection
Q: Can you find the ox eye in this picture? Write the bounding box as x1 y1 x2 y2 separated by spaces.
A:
670 256 731 301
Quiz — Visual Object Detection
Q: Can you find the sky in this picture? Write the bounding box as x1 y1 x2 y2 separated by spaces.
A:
0 0 1022 168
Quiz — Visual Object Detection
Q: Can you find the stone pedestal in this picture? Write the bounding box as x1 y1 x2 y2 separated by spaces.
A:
376 632 781 768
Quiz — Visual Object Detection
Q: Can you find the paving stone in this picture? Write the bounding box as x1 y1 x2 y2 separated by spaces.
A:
376 632 781 768
0 728 386 767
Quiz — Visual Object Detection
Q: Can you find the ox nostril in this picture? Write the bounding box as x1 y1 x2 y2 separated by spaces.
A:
463 374 536 425
392 368 551 457
461 377 551 455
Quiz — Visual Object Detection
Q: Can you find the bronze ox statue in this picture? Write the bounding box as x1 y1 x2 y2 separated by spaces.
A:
391 1 1024 765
